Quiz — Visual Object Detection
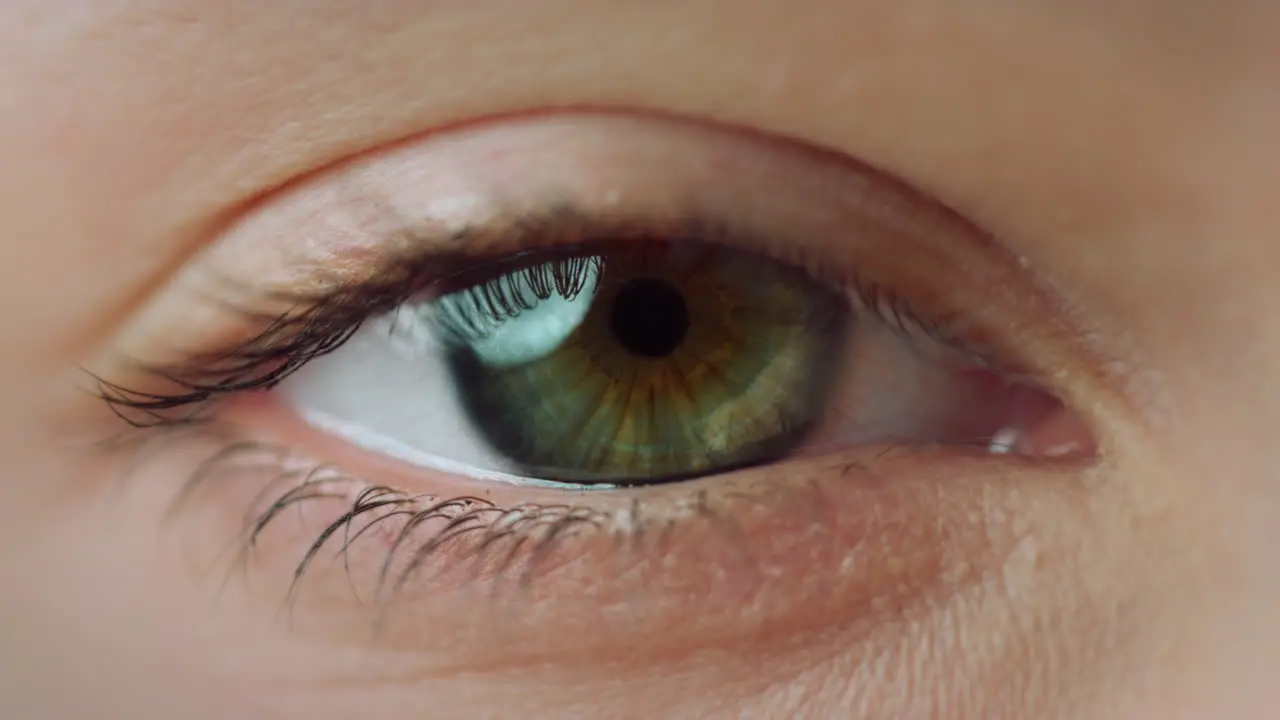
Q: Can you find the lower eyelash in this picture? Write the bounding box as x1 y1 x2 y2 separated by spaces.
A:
108 416 1028 673
147 426 946 640
296 487 611 610
147 427 771 622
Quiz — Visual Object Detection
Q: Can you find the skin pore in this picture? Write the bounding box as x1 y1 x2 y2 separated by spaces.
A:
1 1 1278 718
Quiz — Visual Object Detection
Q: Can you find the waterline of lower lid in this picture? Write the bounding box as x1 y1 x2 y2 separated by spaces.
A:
295 407 621 491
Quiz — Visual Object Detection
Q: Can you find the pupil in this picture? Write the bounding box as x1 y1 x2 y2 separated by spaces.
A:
609 278 690 358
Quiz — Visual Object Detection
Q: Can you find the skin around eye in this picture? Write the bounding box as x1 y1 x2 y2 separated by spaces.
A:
3 0 1278 717
82 112 1120 688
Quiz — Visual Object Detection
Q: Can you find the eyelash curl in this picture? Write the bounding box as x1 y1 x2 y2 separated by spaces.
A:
430 254 605 343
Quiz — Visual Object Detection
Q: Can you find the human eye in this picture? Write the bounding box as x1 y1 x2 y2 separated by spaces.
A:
91 112 1103 669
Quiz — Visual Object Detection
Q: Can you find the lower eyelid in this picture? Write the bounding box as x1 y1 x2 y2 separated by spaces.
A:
161 391 1077 672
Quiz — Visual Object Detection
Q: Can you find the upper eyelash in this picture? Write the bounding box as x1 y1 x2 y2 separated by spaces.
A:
430 253 605 343
846 277 991 365
89 206 990 429
92 283 400 428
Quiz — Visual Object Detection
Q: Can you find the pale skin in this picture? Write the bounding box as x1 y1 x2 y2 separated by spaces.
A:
1 1 1278 718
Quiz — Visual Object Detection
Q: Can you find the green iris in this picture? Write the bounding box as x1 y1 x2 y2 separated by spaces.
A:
432 243 849 484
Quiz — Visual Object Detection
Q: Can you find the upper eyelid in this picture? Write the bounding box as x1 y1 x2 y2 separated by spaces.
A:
190 112 1015 309
85 205 933 427
89 112 1104 423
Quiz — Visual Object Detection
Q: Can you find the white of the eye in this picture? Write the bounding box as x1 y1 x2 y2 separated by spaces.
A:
279 310 510 473
279 305 616 488
292 405 606 489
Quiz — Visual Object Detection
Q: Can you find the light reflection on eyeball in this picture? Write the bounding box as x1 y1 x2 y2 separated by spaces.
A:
279 241 1079 488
